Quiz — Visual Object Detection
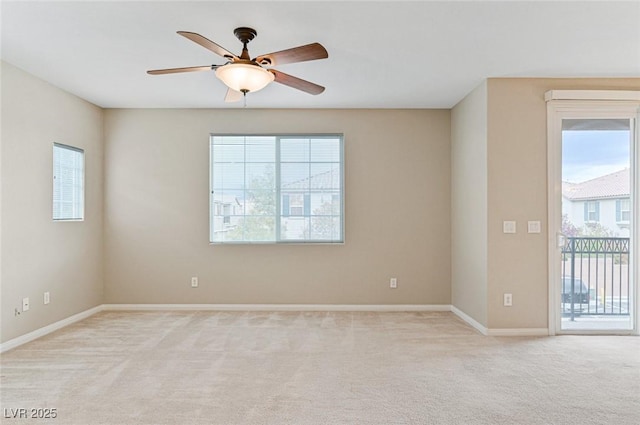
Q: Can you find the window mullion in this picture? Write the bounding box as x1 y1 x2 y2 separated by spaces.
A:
307 138 312 240
340 136 345 241
243 136 247 242
275 136 282 242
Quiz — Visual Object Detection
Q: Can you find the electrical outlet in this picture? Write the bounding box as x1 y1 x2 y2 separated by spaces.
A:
44 292 50 305
22 297 30 312
390 278 397 288
191 277 199 288
503 293 513 307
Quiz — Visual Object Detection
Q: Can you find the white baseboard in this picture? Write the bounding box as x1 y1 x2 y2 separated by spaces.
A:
102 303 452 312
450 305 488 335
450 305 549 336
486 328 549 337
0 305 104 353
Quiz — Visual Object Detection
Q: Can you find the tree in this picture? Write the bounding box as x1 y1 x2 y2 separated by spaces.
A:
562 214 581 237
309 200 336 240
582 222 616 237
226 169 276 241
562 214 616 238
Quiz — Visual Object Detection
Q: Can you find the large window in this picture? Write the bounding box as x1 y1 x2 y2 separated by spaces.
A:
53 143 84 221
210 135 343 243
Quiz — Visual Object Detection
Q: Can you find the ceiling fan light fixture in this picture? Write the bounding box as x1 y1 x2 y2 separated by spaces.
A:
215 63 274 93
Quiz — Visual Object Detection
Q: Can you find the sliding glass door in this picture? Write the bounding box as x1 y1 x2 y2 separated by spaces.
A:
547 92 639 334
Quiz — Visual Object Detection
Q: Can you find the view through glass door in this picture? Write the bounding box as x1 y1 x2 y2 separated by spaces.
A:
560 118 634 331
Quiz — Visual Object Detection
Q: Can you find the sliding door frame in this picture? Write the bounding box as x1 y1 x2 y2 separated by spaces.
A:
546 90 640 335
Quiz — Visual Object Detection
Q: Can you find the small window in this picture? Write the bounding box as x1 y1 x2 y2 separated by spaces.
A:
584 201 599 222
617 199 631 222
210 135 344 243
53 143 84 221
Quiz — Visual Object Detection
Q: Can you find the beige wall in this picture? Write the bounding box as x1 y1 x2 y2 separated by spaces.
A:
451 82 488 326
486 78 640 329
4 62 636 342
104 109 451 305
1 62 104 343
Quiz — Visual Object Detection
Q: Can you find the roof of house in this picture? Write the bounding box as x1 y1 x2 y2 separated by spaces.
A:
282 167 341 191
562 168 629 201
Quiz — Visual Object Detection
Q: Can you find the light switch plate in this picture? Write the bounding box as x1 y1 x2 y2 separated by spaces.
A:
528 221 541 233
503 221 516 234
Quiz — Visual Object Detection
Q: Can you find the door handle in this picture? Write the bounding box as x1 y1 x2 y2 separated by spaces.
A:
557 232 567 248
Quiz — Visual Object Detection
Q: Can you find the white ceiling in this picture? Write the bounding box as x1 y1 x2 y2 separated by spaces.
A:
2 1 639 109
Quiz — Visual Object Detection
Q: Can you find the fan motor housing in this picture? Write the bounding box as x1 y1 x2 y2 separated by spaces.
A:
234 27 257 44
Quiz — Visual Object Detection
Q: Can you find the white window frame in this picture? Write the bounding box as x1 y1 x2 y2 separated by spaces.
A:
209 134 345 244
52 143 84 221
546 89 640 336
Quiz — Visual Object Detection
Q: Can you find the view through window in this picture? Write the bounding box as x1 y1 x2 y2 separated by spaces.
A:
53 143 84 221
210 135 343 243
561 119 632 330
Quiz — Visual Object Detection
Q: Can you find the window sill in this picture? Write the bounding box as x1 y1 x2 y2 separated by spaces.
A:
209 241 345 246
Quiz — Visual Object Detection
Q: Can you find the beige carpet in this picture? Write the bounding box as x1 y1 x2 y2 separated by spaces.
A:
1 311 638 424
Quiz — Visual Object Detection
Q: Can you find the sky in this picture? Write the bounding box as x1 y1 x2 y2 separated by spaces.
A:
562 130 630 183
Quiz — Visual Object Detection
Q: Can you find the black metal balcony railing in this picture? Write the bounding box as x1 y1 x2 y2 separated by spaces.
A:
561 237 630 320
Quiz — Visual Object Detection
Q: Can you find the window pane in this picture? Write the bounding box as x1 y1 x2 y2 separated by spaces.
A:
310 192 341 216
212 221 245 243
280 217 310 240
211 191 244 236
213 144 244 163
246 163 275 190
246 190 276 215
53 143 84 220
310 217 341 240
246 136 275 162
281 163 310 190
215 136 246 145
281 138 310 162
281 192 307 216
310 138 341 162
212 163 244 190
310 163 341 190
238 216 276 241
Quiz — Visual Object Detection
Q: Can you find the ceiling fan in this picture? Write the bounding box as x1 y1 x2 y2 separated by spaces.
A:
147 27 328 102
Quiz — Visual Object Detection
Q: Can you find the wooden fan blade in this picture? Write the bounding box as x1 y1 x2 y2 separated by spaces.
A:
269 70 325 95
224 88 243 103
255 43 328 66
177 31 238 59
147 65 213 75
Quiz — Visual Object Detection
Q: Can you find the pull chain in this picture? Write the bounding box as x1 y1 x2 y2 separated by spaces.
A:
241 89 249 108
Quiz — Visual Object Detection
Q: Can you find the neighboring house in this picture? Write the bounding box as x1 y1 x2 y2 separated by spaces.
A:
280 167 341 240
562 168 630 236
211 167 341 239
211 193 244 235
